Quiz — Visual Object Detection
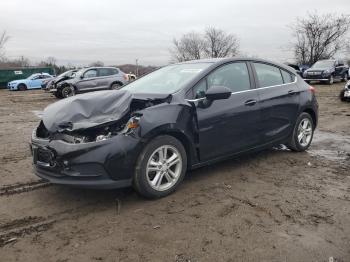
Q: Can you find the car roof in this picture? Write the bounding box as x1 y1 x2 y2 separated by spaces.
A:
176 57 295 74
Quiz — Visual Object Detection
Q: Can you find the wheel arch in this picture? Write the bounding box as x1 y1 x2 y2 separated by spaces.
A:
303 108 317 128
17 82 27 89
110 81 124 88
141 127 198 169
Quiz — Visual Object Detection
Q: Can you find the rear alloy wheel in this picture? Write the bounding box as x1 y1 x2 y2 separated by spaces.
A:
17 84 27 91
111 83 122 90
327 75 334 85
133 135 187 198
61 85 75 98
287 112 314 152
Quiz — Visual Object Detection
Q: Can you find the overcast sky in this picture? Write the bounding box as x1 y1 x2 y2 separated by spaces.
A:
1 0 349 66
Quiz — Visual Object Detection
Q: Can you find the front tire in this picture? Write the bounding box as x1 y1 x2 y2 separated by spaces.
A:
133 135 187 199
60 85 75 98
339 90 349 102
327 75 334 85
53 91 62 99
17 84 27 91
287 112 314 152
342 72 348 82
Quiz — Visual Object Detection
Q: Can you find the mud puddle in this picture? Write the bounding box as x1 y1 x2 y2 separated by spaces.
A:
309 130 350 162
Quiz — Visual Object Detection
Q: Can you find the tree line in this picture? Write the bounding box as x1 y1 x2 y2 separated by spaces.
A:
1 12 350 70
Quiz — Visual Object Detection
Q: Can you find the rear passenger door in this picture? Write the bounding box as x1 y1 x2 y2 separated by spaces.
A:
252 62 300 143
97 68 114 90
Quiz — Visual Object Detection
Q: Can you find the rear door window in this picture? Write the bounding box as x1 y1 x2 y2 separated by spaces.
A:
253 63 284 87
98 68 113 77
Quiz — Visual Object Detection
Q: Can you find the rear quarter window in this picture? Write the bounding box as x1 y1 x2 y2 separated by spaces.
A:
253 63 284 87
281 69 295 84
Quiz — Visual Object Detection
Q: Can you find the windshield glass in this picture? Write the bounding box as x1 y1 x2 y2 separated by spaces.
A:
311 60 335 69
123 63 212 94
27 74 38 80
57 70 74 78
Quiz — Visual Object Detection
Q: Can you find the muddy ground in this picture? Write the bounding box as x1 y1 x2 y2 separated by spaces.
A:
0 82 349 262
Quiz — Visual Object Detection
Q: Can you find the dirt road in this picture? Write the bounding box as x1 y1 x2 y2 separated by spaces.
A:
0 83 349 262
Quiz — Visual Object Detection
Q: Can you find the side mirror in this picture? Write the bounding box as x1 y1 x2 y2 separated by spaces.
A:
205 86 231 100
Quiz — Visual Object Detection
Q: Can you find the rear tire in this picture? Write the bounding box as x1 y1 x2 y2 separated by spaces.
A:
110 82 123 90
133 135 187 199
287 112 314 152
17 84 27 91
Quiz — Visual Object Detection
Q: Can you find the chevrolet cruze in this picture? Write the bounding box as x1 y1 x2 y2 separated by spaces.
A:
31 58 318 198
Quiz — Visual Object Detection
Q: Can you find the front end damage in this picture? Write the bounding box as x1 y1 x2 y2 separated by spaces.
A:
31 90 172 189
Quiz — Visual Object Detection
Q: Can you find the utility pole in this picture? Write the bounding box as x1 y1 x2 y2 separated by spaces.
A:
135 58 139 77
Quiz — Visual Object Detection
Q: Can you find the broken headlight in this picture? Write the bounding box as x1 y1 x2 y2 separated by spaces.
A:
94 116 140 141
121 116 140 134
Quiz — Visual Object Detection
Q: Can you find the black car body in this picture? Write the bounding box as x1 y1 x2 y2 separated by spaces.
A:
31 58 318 198
303 59 349 84
48 67 128 98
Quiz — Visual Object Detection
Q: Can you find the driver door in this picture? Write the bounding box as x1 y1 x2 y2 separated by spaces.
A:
190 62 262 162
29 75 43 88
76 69 99 91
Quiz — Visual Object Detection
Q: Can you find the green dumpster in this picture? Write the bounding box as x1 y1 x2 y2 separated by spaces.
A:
0 67 55 89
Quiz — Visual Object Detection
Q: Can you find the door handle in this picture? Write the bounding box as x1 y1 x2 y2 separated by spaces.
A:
288 90 296 95
244 99 257 106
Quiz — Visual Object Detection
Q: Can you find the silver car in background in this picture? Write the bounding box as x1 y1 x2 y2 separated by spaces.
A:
48 67 129 98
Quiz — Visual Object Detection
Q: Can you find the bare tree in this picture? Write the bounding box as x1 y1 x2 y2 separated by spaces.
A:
89 60 104 67
0 31 10 60
291 12 350 65
46 56 57 66
203 27 239 58
171 32 205 62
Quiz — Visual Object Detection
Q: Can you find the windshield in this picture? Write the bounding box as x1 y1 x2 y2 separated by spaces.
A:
123 63 212 94
57 70 74 78
27 74 38 80
311 60 335 69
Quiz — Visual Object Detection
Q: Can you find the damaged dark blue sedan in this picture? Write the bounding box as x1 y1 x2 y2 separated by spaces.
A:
31 58 318 198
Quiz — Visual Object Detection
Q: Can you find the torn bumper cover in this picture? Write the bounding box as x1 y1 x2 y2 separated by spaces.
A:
31 90 168 189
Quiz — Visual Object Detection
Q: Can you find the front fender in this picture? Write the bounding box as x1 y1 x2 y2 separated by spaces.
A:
136 102 199 166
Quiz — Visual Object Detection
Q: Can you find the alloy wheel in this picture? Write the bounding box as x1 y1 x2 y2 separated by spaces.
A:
146 145 182 191
297 118 312 147
62 86 74 98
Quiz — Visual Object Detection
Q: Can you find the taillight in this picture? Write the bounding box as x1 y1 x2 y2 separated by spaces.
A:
309 86 316 94
123 74 128 81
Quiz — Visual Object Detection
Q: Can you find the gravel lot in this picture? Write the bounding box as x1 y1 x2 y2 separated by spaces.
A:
0 82 349 262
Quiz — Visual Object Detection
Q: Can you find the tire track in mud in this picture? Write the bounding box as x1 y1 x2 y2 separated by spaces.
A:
0 180 51 197
0 217 56 247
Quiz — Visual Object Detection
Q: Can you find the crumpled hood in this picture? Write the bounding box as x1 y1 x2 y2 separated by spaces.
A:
43 90 134 132
306 67 331 72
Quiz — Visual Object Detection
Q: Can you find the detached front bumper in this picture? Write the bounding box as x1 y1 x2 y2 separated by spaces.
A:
31 130 143 189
